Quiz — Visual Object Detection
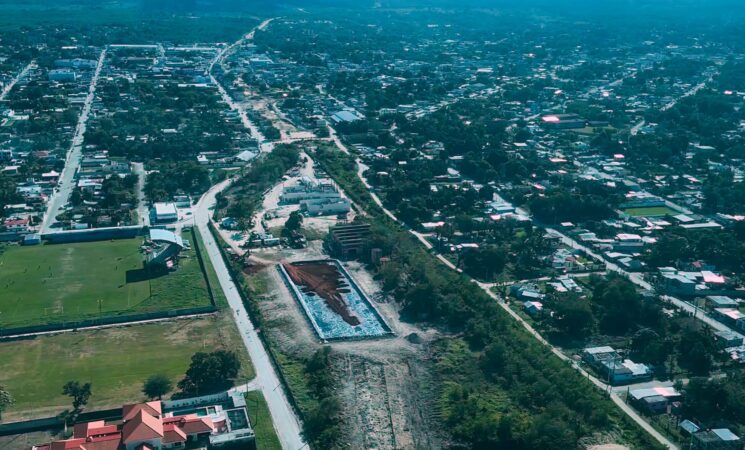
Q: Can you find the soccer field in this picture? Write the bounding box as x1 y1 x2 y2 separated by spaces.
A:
0 317 255 421
0 238 211 329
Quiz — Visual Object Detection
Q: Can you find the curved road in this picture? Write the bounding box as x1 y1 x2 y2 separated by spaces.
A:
195 179 305 450
201 18 305 449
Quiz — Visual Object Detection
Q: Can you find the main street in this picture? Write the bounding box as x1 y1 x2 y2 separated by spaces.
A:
200 18 306 449
209 18 274 151
41 48 107 233
194 180 305 450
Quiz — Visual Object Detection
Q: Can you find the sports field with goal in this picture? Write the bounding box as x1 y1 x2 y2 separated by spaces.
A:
0 238 211 329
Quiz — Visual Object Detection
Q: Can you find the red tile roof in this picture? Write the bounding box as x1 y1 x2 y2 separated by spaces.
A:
162 424 187 444
163 414 214 435
122 410 164 444
122 401 161 421
50 439 86 450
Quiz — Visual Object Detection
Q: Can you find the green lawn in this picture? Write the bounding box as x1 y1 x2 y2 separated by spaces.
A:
623 206 676 217
0 238 212 329
245 391 282 450
0 317 254 421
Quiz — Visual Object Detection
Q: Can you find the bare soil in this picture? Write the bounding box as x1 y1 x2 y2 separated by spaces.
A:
249 251 445 449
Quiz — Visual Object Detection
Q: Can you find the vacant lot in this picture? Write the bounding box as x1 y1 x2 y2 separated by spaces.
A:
0 238 211 329
0 316 254 421
623 206 676 217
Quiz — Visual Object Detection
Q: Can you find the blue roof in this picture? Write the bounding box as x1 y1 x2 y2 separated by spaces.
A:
332 110 362 123
679 420 700 434
713 429 739 441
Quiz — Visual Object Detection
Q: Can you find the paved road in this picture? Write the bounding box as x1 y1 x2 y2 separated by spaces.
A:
209 19 273 150
41 48 107 233
0 61 35 101
545 227 744 340
194 179 306 450
201 19 305 449
132 162 150 226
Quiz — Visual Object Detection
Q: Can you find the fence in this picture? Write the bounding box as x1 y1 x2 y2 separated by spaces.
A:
0 407 121 437
207 222 306 425
42 225 145 244
189 227 217 307
0 306 217 338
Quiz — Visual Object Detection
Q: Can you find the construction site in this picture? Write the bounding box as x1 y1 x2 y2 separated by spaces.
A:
216 152 446 449
278 259 393 340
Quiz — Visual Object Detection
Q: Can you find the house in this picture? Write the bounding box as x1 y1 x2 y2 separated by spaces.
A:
540 113 586 129
692 428 741 450
523 301 544 315
679 419 701 436
582 346 652 384
714 330 744 349
629 387 681 415
153 203 178 223
2 217 29 232
707 296 738 309
660 272 697 296
28 393 254 450
713 308 745 327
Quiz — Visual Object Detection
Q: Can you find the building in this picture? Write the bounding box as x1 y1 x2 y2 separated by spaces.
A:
48 69 77 82
582 346 652 385
280 179 341 203
692 428 741 450
145 229 185 267
707 296 739 309
153 203 178 223
629 387 681 415
713 308 745 327
523 301 544 315
714 330 744 349
27 391 254 450
540 113 586 129
300 197 351 216
331 109 364 124
329 223 371 259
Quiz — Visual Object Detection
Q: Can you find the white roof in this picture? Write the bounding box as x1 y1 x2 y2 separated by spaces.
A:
629 387 679 400
154 202 177 216
149 229 184 248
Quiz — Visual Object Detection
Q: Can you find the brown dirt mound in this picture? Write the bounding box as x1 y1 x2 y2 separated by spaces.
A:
283 261 361 326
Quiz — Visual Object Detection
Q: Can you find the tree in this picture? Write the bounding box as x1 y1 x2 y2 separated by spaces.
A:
143 374 173 400
282 211 304 237
0 386 14 421
177 351 241 395
62 381 92 413
551 296 594 340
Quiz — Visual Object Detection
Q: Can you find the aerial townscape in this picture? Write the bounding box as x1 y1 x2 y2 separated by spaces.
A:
1 1 745 450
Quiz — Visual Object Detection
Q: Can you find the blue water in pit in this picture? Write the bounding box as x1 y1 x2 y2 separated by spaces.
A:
288 262 390 340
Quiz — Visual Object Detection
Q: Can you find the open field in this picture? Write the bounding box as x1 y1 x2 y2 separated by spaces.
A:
623 206 676 217
245 391 282 450
0 239 212 329
0 315 254 421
